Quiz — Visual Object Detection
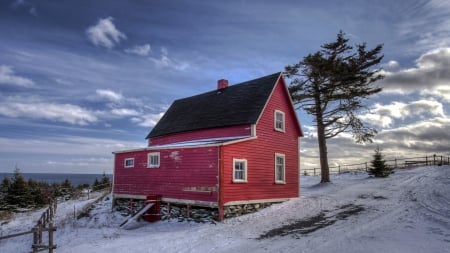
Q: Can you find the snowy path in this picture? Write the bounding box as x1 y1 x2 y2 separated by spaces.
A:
1 166 449 253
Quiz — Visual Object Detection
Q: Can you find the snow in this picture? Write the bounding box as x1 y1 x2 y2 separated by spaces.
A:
1 166 449 252
114 136 252 153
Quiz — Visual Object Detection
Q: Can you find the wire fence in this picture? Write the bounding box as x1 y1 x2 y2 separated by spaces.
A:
301 154 450 176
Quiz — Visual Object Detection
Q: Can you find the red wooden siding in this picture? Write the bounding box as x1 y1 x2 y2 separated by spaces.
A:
114 146 219 204
221 77 301 204
113 74 302 213
148 125 252 146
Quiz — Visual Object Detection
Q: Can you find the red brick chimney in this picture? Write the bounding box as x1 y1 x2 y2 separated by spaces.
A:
217 79 228 90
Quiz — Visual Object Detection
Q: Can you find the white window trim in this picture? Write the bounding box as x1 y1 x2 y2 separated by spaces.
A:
124 158 135 168
233 158 248 183
147 152 160 168
275 153 286 184
274 110 285 132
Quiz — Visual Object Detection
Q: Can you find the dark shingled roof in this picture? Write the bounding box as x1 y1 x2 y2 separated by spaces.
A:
146 72 281 139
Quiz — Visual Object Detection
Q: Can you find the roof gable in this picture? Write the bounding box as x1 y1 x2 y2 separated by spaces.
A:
147 72 281 139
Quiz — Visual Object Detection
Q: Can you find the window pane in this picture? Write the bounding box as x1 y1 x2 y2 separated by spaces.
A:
125 159 134 167
151 155 158 165
275 155 285 182
233 160 246 181
275 111 284 130
235 170 243 180
148 152 160 167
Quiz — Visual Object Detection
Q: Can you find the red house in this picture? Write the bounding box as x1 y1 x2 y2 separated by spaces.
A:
113 72 303 220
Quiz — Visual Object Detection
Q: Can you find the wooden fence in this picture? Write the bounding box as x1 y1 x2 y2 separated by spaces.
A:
302 154 450 176
0 201 57 253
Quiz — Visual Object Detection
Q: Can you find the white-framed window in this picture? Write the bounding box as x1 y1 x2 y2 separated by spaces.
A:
233 158 247 183
274 110 285 132
147 152 160 168
124 158 135 168
275 153 286 183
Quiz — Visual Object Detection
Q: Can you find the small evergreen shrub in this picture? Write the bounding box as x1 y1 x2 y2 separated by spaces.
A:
368 147 393 178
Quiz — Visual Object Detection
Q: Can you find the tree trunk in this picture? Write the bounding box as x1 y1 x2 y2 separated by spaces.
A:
314 83 330 183
317 122 330 183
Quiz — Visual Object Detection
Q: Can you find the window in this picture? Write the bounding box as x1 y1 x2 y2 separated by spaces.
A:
233 158 247 182
147 152 160 168
274 110 285 132
124 158 134 168
275 153 286 183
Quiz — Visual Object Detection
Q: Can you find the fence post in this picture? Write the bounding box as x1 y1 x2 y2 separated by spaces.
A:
338 165 341 174
50 202 54 219
32 227 38 253
49 222 55 253
395 158 397 168
42 211 45 226
38 221 43 244
433 154 436 165
426 156 428 166
314 168 316 176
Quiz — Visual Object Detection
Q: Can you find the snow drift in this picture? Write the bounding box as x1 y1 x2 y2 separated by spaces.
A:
1 166 449 253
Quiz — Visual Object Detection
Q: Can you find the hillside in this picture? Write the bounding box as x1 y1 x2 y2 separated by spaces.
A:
1 166 449 252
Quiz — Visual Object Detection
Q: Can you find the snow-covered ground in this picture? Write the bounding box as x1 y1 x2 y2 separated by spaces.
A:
1 166 449 253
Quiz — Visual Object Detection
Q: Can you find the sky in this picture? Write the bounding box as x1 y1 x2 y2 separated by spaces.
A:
0 0 449 174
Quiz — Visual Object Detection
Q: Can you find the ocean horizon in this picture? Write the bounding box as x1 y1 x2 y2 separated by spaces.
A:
0 172 113 186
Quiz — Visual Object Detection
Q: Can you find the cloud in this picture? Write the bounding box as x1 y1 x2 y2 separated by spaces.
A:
96 89 123 102
86 17 126 49
11 0 38 16
377 117 450 153
0 65 34 87
131 112 165 127
381 60 400 72
111 108 140 117
150 47 189 71
300 115 450 172
0 98 97 125
396 1 450 53
360 113 393 128
0 136 142 156
421 85 450 102
0 135 145 173
125 44 151 56
380 48 450 94
362 100 445 128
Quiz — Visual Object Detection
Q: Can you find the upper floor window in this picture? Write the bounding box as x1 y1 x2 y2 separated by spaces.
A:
275 153 286 183
147 152 160 168
124 158 134 168
233 158 247 183
274 110 285 132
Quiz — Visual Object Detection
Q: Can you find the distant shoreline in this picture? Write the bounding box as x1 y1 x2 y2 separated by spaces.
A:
0 172 113 186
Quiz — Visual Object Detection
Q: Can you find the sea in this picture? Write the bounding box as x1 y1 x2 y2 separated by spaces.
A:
0 173 113 186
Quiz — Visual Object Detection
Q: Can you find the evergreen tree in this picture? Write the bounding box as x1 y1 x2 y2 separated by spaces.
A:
7 167 31 208
60 179 74 199
0 176 11 209
92 178 100 191
368 147 393 177
100 172 111 189
27 179 46 207
285 31 384 183
92 173 111 191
